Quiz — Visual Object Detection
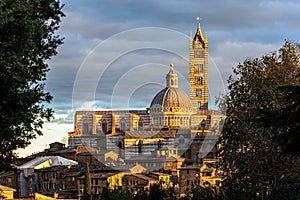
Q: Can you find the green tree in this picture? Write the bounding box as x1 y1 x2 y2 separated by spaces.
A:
191 186 220 200
101 187 133 200
218 41 300 199
0 0 64 169
83 162 92 199
133 188 150 200
259 84 300 154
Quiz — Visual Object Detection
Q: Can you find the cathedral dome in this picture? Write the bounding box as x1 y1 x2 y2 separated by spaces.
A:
150 87 192 108
150 64 193 109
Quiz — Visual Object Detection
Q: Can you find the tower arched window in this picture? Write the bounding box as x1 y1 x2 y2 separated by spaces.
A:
196 89 202 97
197 102 201 109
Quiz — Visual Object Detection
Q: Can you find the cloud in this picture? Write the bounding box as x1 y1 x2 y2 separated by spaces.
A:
47 0 300 115
211 40 279 75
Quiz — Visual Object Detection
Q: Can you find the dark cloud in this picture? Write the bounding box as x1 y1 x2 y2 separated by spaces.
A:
47 0 300 118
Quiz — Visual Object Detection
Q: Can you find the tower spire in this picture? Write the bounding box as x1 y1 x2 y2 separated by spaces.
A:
189 18 209 109
194 17 205 43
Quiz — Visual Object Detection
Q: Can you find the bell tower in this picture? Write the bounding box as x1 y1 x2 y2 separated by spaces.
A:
189 18 208 109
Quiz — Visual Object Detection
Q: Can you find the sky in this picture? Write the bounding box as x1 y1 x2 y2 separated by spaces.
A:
16 0 300 157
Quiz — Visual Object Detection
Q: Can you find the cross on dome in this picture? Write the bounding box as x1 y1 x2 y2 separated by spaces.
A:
170 63 174 72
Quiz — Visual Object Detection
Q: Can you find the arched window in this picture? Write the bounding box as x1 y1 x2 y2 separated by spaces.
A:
118 141 123 157
196 152 202 164
138 118 144 130
138 140 143 153
82 122 89 135
120 119 126 132
196 77 203 85
179 135 185 145
102 119 108 133
157 140 162 149
196 89 202 97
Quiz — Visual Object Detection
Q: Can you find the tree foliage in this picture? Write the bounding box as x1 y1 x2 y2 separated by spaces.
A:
101 187 133 200
0 0 64 169
259 84 300 154
218 41 300 199
83 162 92 199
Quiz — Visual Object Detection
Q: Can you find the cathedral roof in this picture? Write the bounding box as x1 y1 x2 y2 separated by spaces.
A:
125 130 176 139
150 64 193 109
150 87 192 108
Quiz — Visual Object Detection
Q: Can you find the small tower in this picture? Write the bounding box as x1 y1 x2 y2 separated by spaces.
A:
166 63 178 88
189 18 208 109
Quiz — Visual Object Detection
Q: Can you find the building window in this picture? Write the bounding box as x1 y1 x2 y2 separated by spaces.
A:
196 77 203 85
196 153 202 164
196 89 202 97
194 50 204 58
118 141 123 157
197 102 201 109
194 64 204 73
157 140 162 149
102 119 108 133
179 138 184 144
138 118 144 130
83 122 89 135
120 119 126 132
206 115 211 128
138 140 143 153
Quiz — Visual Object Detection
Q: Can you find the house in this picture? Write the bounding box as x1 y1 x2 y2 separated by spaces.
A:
200 159 222 187
123 174 158 191
0 171 18 195
0 185 16 200
178 165 200 191
18 156 78 197
77 171 128 198
37 165 82 199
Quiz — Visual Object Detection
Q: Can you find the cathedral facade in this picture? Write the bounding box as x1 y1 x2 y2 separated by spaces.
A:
68 22 224 170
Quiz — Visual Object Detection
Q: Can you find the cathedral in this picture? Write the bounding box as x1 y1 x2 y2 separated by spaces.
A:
68 22 224 171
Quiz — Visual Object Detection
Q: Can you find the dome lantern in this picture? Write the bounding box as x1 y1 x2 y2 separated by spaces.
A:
166 63 178 88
